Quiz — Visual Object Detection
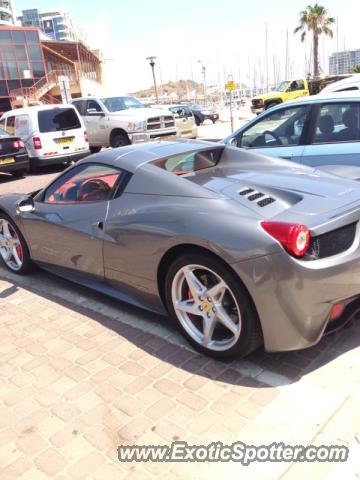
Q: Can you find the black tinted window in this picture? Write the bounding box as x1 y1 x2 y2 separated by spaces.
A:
38 108 81 133
72 101 85 115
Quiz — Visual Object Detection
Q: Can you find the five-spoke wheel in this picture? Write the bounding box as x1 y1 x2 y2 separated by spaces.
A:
0 215 34 274
165 253 262 359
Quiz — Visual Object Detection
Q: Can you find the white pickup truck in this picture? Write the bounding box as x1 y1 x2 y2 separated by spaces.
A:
71 96 177 152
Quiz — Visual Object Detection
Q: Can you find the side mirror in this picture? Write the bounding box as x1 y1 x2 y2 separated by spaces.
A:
86 108 104 116
228 136 239 147
17 196 35 214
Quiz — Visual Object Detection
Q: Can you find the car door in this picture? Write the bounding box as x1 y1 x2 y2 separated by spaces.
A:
285 79 308 101
19 163 123 281
301 101 360 167
227 104 310 164
84 99 107 145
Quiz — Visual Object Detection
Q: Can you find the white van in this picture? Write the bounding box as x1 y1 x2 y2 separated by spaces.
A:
0 105 90 170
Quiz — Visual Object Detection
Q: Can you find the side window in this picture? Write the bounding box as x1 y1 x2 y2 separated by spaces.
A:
238 105 309 149
295 80 305 90
313 103 360 144
86 100 102 113
43 164 123 204
6 116 15 136
72 101 85 115
15 115 30 137
0 118 5 130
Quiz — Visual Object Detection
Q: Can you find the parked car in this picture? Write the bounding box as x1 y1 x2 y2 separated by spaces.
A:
187 103 219 126
154 104 197 138
1 139 360 359
71 96 177 153
222 92 360 168
0 105 90 171
321 74 360 93
0 127 29 178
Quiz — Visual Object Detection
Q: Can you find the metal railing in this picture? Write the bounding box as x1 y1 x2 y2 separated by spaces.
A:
9 70 77 107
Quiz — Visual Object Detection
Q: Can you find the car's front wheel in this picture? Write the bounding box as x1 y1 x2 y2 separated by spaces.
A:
165 253 262 359
0 214 34 274
11 169 26 178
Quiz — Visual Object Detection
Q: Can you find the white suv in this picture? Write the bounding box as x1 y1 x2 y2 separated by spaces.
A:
0 105 90 170
72 96 177 152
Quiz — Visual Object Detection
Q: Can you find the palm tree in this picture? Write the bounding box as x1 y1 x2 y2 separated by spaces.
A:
352 65 360 73
294 4 335 77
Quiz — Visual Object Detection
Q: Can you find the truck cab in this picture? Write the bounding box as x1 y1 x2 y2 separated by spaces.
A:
72 96 177 153
251 79 310 114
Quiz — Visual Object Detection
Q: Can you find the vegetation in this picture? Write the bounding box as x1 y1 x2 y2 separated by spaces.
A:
352 65 360 73
294 4 335 77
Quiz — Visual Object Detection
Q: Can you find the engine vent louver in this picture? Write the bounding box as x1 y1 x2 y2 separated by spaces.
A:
248 192 264 201
239 188 276 207
257 197 276 207
239 188 254 196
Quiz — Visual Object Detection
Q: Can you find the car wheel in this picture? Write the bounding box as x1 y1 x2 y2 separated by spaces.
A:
11 169 26 178
90 146 102 154
0 214 34 274
165 253 262 359
265 102 279 110
110 132 130 148
194 116 201 126
212 119 217 124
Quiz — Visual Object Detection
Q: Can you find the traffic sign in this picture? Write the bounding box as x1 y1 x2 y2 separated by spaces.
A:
227 80 235 91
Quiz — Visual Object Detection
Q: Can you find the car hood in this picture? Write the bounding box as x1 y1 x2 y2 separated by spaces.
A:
107 108 172 120
188 166 360 233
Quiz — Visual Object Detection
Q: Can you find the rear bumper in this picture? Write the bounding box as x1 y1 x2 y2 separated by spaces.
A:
0 153 29 173
31 150 90 167
234 239 360 352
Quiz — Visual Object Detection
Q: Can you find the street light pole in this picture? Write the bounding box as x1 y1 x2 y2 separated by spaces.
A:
198 60 207 106
146 56 159 104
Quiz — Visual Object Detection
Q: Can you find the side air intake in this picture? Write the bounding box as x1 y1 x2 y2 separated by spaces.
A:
239 188 276 207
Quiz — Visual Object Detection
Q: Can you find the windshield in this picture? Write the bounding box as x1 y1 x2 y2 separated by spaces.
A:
101 96 144 112
274 81 289 92
38 108 81 133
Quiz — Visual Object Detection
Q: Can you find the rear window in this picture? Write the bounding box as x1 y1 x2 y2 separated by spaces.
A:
38 108 81 133
151 148 222 175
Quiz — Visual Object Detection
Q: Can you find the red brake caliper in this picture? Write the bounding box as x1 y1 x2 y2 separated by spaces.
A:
13 232 23 261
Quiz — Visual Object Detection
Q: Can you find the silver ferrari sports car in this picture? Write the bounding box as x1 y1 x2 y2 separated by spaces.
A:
1 139 360 359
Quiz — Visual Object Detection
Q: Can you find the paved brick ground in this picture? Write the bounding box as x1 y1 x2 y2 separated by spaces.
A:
0 266 359 479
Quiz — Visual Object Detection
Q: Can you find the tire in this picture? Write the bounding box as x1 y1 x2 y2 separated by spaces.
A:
11 169 26 178
110 132 130 148
212 120 216 124
0 213 35 275
164 252 262 359
194 116 201 126
265 101 279 110
90 146 102 154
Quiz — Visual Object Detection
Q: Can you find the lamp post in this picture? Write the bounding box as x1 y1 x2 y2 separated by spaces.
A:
146 56 159 104
198 60 207 106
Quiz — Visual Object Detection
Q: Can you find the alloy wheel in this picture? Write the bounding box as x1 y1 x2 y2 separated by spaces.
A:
171 264 241 351
0 219 23 272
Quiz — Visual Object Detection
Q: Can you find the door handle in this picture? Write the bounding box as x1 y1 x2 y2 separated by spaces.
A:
281 155 294 160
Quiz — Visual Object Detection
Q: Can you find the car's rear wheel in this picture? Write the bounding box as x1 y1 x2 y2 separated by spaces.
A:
110 132 130 148
0 214 34 274
194 116 201 126
90 146 102 154
165 253 262 359
11 169 26 178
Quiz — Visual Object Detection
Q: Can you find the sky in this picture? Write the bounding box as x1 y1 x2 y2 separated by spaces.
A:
13 0 360 94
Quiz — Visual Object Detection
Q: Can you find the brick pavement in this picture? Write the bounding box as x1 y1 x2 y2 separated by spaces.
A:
0 265 359 479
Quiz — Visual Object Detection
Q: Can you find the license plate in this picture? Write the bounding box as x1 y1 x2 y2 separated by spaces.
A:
161 135 175 140
0 157 15 165
55 138 74 145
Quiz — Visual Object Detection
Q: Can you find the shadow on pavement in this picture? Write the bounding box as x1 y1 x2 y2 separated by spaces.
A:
1 266 359 390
